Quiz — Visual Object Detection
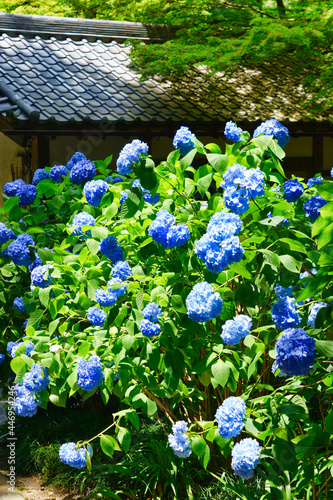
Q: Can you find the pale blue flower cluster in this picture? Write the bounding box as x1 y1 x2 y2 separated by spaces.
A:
0 222 15 244
4 179 37 206
76 355 104 391
275 328 316 376
83 180 109 207
168 421 192 458
69 160 96 185
66 152 86 170
7 340 34 357
95 288 118 307
87 307 107 326
116 139 149 175
221 164 265 215
112 261 132 281
31 264 52 288
231 438 261 479
195 212 244 273
6 234 34 267
71 212 95 237
283 179 304 203
14 297 26 312
142 303 162 323
307 302 327 328
32 168 50 185
14 385 40 417
271 296 301 330
303 195 327 221
224 121 243 142
99 235 124 262
148 210 190 249
120 191 128 205
215 397 246 438
186 282 223 323
253 118 289 148
173 126 196 156
221 315 252 345
23 364 49 392
274 285 293 299
132 179 160 203
59 442 90 469
50 165 68 183
139 301 162 336
307 175 323 188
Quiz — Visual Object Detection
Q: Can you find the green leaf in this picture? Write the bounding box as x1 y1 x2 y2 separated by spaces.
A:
179 148 197 172
86 238 100 255
316 340 333 357
317 180 333 201
318 221 333 250
103 202 119 221
279 238 307 254
10 356 26 374
49 392 67 407
117 427 131 453
78 341 90 357
100 434 119 458
295 427 330 459
211 360 229 387
325 411 333 434
27 308 44 328
191 436 206 458
273 437 298 473
206 154 228 174
279 255 301 273
39 288 50 308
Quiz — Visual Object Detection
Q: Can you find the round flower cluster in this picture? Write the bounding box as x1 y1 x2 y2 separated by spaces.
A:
83 180 109 207
69 159 96 185
0 222 15 244
224 121 243 142
173 126 196 156
31 264 52 288
274 284 293 299
23 364 49 392
221 315 252 345
4 179 37 206
303 195 327 222
215 397 246 438
168 421 192 458
14 385 40 417
50 165 68 183
195 212 244 273
87 307 107 326
108 175 123 184
116 139 149 175
132 179 160 203
112 261 132 281
32 168 50 185
71 212 95 237
59 442 90 469
66 152 86 170
271 296 301 330
14 297 26 312
6 234 34 267
231 438 261 479
3 179 26 197
307 175 323 188
107 277 127 298
99 235 124 262
7 341 34 357
95 288 118 307
283 179 304 203
221 164 265 215
76 355 104 391
148 210 190 249
253 118 289 148
307 302 327 328
275 328 316 376
139 302 162 337
29 251 43 272
186 282 223 323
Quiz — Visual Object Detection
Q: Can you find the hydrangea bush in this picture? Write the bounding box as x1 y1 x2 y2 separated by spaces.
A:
0 121 332 497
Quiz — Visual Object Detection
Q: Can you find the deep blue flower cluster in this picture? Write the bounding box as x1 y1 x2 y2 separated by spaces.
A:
69 160 96 185
23 364 49 392
28 251 43 272
87 307 107 326
107 277 127 298
32 168 50 185
0 222 15 244
274 284 293 299
224 121 243 142
66 152 86 170
253 118 289 148
108 175 123 184
99 235 124 262
3 179 26 196
186 282 223 323
221 164 265 215
148 210 190 249
168 421 192 458
271 296 301 330
173 126 196 156
139 319 161 337
275 328 316 376
31 265 52 288
307 175 323 188
221 315 252 345
307 302 327 328
95 288 118 307
283 179 304 202
142 302 162 323
59 442 90 469
215 397 246 438
76 355 104 391
14 297 26 312
133 179 160 203
0 354 4 363
112 261 132 281
231 438 261 479
83 180 109 207
139 301 162 336
4 179 37 206
116 139 149 175
195 212 244 273
50 165 68 183
6 234 34 267
14 385 40 417
303 195 327 222
71 212 95 237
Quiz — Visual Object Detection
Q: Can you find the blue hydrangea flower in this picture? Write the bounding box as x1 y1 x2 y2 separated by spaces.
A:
271 360 286 377
0 353 4 363
224 187 251 215
107 277 127 298
112 261 132 281
275 328 316 376
132 179 160 203
69 160 96 185
283 179 304 202
231 438 261 479
120 191 128 205
186 282 223 323
222 164 265 202
274 285 293 300
166 224 190 249
148 210 175 247
28 252 43 272
207 212 242 236
25 342 34 357
142 303 162 323
307 302 328 328
108 175 124 184
7 234 34 267
253 118 289 148
331 167 333 178
3 179 26 197
224 121 243 142
31 265 52 288
303 195 327 221
300 268 317 282
95 289 118 307
7 341 20 357
59 442 90 469
99 236 124 262
14 385 40 417
66 152 87 170
87 307 107 326
50 165 68 183
168 421 192 458
0 223 15 244
173 126 196 156
14 297 26 312
116 140 149 175
32 168 50 185
71 212 95 237
77 355 104 391
221 315 252 345
23 364 49 392
83 180 109 207
307 175 323 188
215 397 246 438
271 296 301 330
139 319 161 337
